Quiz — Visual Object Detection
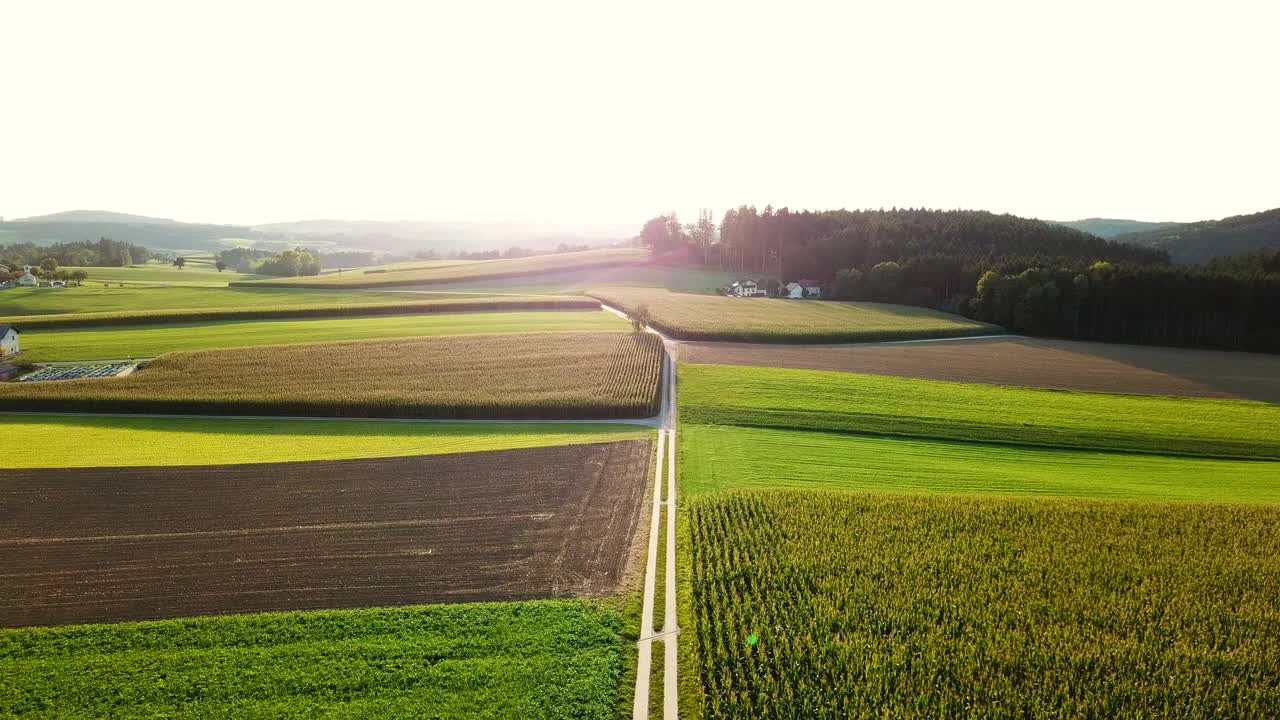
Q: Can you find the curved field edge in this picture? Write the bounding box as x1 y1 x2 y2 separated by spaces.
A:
587 288 999 343
16 310 627 363
686 491 1280 718
0 332 666 421
678 363 1280 460
3 296 600 329
230 249 650 289
0 600 629 720
0 415 651 468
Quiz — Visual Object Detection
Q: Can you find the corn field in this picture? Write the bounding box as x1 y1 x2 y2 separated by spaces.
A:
0 331 665 419
689 491 1280 719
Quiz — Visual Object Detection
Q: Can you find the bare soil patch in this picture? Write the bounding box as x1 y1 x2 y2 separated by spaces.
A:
0 439 651 627
681 337 1280 402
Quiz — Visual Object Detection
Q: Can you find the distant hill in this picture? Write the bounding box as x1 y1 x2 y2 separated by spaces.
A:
1109 208 1280 264
1053 218 1181 239
1 210 634 255
0 211 249 253
10 210 188 225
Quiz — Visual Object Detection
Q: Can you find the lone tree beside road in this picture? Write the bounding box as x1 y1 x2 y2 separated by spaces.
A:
630 304 652 333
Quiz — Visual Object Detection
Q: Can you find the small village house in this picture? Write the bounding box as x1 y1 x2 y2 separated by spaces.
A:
18 266 38 287
0 324 20 358
784 280 823 299
729 279 767 297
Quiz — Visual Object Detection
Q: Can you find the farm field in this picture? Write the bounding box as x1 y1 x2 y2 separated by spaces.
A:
680 424 1280 502
680 363 1280 458
0 439 651 626
393 265 739 295
1 415 647 468
2 289 596 330
681 335 1280 402
0 600 627 719
17 309 626 361
688 492 1280 719
589 287 999 342
0 285 445 317
0 332 665 419
61 263 267 286
234 247 650 288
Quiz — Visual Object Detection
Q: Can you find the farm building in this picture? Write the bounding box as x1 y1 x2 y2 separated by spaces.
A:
784 281 823 299
18 267 38 287
729 279 767 297
0 324 20 357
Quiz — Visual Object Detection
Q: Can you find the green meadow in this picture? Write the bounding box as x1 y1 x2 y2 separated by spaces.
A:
16 309 626 361
0 285 430 317
61 263 266 286
1 415 648 468
679 363 1280 459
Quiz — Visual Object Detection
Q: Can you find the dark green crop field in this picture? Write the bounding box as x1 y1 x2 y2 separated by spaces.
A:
679 364 1280 459
0 600 627 719
689 492 1280 719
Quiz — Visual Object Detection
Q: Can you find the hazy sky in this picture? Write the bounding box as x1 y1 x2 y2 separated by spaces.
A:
3 0 1277 227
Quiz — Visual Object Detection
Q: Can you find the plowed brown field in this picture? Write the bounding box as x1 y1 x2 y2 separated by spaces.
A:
680 336 1280 402
0 440 651 627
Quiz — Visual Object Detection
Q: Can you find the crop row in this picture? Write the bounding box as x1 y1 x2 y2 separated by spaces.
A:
689 491 1280 719
588 287 998 343
0 332 664 419
3 297 601 329
231 248 650 289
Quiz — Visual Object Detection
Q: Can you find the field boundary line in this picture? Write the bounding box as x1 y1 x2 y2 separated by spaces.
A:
0 411 661 427
633 423 666 718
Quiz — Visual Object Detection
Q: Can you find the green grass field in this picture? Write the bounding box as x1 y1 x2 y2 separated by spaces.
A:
688 492 1280 719
0 285 434 317
0 600 627 719
234 248 650 288
680 424 1280 503
1 415 648 468
62 263 266 286
397 265 740 295
679 364 1280 459
16 310 626 361
589 287 999 342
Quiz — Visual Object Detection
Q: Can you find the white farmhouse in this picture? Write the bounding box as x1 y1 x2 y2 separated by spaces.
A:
784 280 823 298
784 282 805 298
0 324 19 358
729 279 767 297
18 266 37 287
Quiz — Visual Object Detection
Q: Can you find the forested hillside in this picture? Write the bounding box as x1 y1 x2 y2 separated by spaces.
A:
1110 208 1280 263
1053 218 1178 239
0 213 247 251
642 207 1280 352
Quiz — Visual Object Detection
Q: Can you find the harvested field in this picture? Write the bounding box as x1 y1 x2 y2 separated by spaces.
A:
0 439 651 627
233 248 649 289
0 331 664 419
589 287 998 342
681 336 1280 402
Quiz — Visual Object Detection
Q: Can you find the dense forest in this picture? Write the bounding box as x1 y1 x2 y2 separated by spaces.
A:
218 247 322 276
642 207 1280 352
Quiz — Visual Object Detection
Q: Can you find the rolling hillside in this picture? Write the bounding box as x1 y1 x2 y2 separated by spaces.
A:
1109 208 1280 264
1053 217 1179 239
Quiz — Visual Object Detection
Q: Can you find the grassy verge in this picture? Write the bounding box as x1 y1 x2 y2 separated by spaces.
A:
680 364 1280 459
688 491 1280 718
1 415 648 468
0 286 436 317
5 296 599 329
589 287 998 342
17 310 624 362
0 332 664 420
0 600 627 719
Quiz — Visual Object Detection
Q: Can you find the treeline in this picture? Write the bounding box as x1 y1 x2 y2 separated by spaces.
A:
0 237 152 269
218 247 321 276
971 261 1280 353
642 207 1280 352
